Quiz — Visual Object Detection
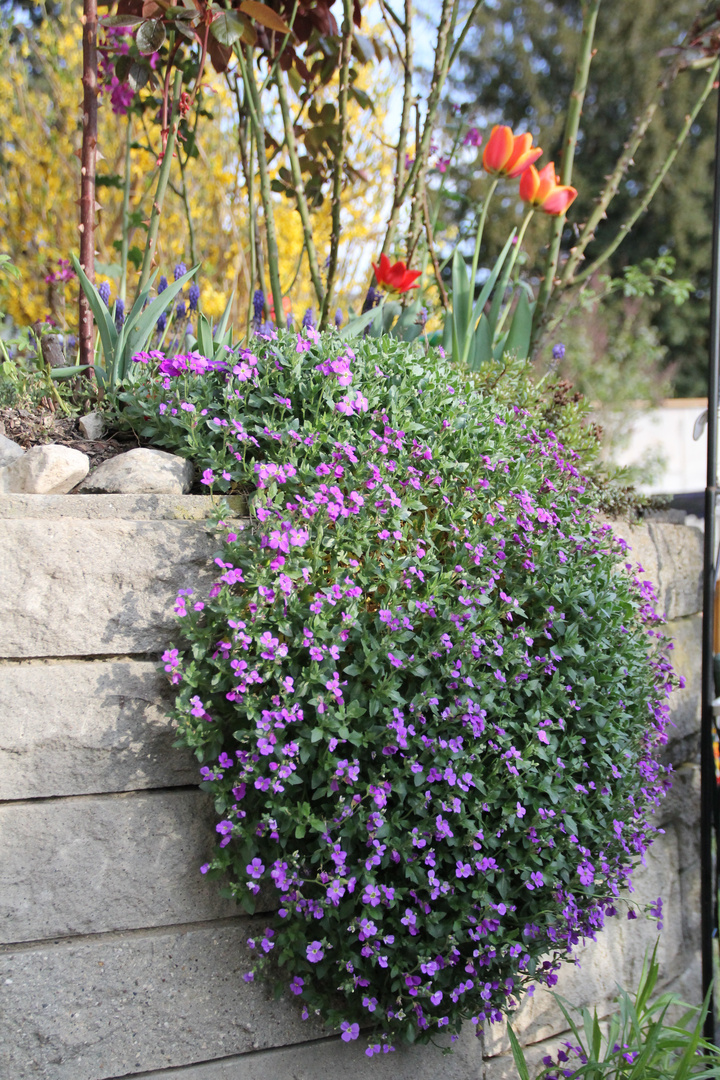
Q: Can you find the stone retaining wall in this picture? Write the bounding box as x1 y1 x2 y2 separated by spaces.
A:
0 497 703 1080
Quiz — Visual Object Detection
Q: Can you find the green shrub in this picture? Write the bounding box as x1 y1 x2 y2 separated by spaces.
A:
118 331 676 1054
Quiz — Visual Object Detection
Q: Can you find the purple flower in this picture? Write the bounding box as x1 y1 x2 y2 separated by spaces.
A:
114 297 125 330
253 289 265 328
246 857 265 879
362 286 379 314
188 283 200 311
98 281 111 307
302 308 315 330
334 308 343 327
464 127 482 147
552 343 565 361
289 976 304 995
158 275 168 294
174 262 187 281
156 312 167 333
340 1021 360 1041
176 300 186 320
201 468 215 486
306 940 324 962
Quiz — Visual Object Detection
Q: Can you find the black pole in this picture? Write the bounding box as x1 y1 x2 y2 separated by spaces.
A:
701 80 720 1044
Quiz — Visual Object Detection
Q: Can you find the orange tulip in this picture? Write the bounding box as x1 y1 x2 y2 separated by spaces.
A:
519 163 578 216
482 126 543 178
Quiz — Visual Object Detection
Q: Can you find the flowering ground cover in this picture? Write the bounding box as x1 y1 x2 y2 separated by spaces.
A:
117 331 676 1054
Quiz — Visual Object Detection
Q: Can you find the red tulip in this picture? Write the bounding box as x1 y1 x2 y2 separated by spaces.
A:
519 162 578 216
482 126 542 179
372 254 422 294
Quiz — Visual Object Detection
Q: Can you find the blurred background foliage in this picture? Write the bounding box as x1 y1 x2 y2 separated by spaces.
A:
0 0 394 332
435 0 716 397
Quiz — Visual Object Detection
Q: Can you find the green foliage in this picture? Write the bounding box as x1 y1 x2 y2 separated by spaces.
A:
442 0 716 394
117 331 676 1052
71 254 198 389
509 943 720 1080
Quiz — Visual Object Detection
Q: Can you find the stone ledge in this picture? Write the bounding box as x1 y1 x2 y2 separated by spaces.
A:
0 493 247 520
119 1025 484 1080
0 921 323 1080
0 790 240 943
0 660 197 799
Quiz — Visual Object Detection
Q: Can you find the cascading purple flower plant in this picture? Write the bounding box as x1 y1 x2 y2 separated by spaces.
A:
118 333 677 1056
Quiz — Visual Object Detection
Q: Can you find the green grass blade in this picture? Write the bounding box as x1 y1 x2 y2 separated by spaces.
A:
506 1022 530 1080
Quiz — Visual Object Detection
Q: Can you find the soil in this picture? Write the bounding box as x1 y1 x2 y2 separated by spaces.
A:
0 405 139 471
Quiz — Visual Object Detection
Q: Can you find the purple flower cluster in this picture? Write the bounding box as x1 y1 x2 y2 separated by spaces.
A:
121 332 677 1053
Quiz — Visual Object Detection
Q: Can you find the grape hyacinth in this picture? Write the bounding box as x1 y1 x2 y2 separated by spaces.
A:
188 283 200 312
361 285 379 314
253 289 265 330
158 275 168 295
302 308 315 330
114 297 125 330
174 262 187 281
552 343 566 361
334 309 344 328
176 300 186 321
156 312 167 333
98 281 111 307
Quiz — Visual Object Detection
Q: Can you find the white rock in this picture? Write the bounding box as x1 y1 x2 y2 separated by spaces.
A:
79 447 193 495
2 444 89 495
0 434 25 469
78 411 104 440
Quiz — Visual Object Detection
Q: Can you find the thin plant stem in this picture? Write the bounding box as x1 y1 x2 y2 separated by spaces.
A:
119 114 132 303
177 151 197 267
559 52 685 288
276 70 325 307
320 0 353 328
137 69 183 299
79 0 98 377
494 210 534 337
460 177 498 366
422 178 449 309
533 0 601 345
572 58 720 286
381 0 414 258
236 44 284 326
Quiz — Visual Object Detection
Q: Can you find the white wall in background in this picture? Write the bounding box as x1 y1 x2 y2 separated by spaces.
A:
611 399 708 495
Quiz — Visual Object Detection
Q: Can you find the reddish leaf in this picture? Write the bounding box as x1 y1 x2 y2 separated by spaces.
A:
208 34 233 72
239 0 292 34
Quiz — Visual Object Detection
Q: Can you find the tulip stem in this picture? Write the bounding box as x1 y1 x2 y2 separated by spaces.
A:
494 209 534 338
459 177 498 366
532 0 601 351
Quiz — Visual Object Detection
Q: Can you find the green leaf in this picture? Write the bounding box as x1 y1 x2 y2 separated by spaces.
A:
339 307 379 339
470 228 516 328
136 19 167 54
197 313 214 358
451 248 471 360
102 14 144 25
211 11 248 46
213 289 236 359
503 290 534 360
49 365 89 379
506 1024 530 1080
123 266 199 378
128 61 152 92
69 253 117 371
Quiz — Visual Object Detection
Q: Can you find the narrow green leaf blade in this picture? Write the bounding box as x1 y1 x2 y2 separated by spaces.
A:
503 290 534 360
69 252 117 369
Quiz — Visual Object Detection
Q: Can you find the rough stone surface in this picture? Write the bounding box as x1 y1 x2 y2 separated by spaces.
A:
80 447 194 495
663 614 701 753
0 921 324 1080
127 1026 484 1080
662 763 701 948
607 519 703 620
1 444 89 494
78 411 104 440
0 433 25 468
0 517 218 657
0 492 247 520
0 660 197 800
0 790 238 943
483 828 684 1056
